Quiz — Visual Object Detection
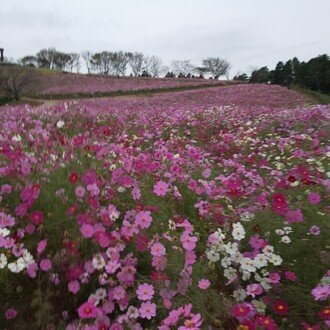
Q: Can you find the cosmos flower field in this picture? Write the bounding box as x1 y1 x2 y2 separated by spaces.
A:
0 84 329 329
35 73 225 98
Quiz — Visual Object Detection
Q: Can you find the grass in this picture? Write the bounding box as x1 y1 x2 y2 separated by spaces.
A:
292 85 330 105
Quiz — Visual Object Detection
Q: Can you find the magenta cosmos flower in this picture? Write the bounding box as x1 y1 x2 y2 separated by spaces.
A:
77 301 99 319
153 181 169 196
139 301 156 319
80 223 94 238
40 258 52 272
5 308 18 320
137 283 155 301
308 192 321 204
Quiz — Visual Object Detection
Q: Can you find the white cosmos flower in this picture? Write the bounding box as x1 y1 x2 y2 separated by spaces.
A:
252 299 267 313
92 254 105 270
22 250 34 266
8 257 26 273
283 226 293 234
275 229 285 235
268 254 283 266
224 267 237 280
242 271 252 281
12 135 22 142
221 257 232 268
206 250 220 262
56 120 65 128
127 306 139 319
231 252 243 263
254 254 268 268
0 228 10 237
232 222 246 241
233 288 247 302
281 236 291 244
240 257 256 273
95 288 107 300
262 245 274 256
224 242 239 254
0 253 7 269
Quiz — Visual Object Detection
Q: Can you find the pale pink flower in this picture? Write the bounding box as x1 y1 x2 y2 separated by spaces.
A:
198 279 211 289
137 283 155 301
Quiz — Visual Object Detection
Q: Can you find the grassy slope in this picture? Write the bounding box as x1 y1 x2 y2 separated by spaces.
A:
291 85 330 105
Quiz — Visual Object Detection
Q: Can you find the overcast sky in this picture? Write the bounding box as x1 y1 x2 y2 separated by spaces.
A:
1 0 329 76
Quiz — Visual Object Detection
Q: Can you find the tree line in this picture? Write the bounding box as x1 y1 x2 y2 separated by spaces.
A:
234 54 330 94
17 48 231 79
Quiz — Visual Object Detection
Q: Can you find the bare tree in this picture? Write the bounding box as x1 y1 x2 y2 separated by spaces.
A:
0 67 39 101
36 47 57 69
201 57 231 79
82 51 93 74
111 51 129 76
91 51 113 76
171 60 195 77
127 52 144 76
67 53 81 73
53 52 71 70
144 56 163 78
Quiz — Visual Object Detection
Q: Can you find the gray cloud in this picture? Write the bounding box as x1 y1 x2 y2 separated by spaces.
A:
1 0 329 77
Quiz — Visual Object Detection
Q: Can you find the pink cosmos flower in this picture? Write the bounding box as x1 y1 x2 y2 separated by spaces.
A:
312 284 330 301
246 283 263 298
232 303 255 322
80 223 94 238
75 186 85 199
153 181 169 196
139 301 156 320
27 262 38 278
87 183 100 196
180 233 197 251
40 258 52 272
284 271 297 282
5 308 17 320
309 225 321 235
26 223 36 234
308 192 321 204
77 301 99 319
132 187 141 200
151 242 166 257
137 283 155 301
249 234 267 250
285 208 303 223
268 272 281 284
135 211 153 229
198 279 211 289
68 280 80 294
112 286 126 301
37 239 47 254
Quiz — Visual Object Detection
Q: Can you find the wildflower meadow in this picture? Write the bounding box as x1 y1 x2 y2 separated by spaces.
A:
0 84 329 329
